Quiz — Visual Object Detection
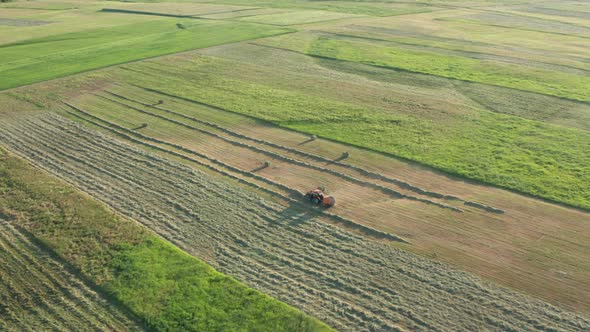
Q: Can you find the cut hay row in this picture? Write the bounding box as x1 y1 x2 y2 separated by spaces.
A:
0 221 141 331
97 92 464 213
0 114 412 330
0 112 588 331
125 86 504 214
62 102 408 243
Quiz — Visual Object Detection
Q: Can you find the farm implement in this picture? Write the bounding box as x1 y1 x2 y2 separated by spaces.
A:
304 188 335 208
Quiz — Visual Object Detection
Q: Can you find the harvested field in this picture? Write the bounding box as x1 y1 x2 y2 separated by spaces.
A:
57 84 590 314
169 0 439 17
201 8 289 20
512 5 590 20
106 47 590 210
1 1 589 329
0 8 290 90
0 111 588 331
0 220 141 331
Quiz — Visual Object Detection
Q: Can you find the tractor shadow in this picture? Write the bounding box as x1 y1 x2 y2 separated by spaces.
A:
276 201 323 227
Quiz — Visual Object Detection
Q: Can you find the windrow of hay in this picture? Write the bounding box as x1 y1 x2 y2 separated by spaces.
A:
63 103 407 243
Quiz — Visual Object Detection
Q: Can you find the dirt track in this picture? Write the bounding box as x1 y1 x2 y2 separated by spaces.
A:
0 220 141 331
0 111 588 331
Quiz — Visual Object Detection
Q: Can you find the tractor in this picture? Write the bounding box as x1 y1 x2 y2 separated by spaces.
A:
304 188 335 208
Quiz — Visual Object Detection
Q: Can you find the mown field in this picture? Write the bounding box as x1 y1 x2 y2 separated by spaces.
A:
0 110 588 331
50 83 588 313
93 45 589 210
118 0 442 17
1 0 590 330
0 145 330 331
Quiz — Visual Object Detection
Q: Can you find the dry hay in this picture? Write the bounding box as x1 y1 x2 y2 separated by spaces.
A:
0 111 587 331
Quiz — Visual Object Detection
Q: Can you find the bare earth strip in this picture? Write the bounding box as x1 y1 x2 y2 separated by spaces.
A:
0 220 142 331
0 111 588 331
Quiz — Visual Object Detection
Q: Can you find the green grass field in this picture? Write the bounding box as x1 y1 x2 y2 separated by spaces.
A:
0 147 331 331
0 7 290 90
258 32 590 102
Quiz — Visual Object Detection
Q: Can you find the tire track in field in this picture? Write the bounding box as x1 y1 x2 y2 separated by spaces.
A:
0 112 588 331
0 221 142 331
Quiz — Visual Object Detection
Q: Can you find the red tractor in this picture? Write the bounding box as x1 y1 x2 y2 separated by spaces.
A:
304 188 335 208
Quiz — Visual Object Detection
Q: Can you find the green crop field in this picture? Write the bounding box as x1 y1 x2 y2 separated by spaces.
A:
1 0 589 330
259 32 590 102
0 18 289 90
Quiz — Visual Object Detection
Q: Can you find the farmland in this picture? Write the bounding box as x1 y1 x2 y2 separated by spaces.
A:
0 111 589 330
0 143 330 331
99 46 590 210
1 0 590 331
0 221 142 331
0 2 290 90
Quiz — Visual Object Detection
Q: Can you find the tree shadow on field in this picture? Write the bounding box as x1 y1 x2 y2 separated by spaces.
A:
275 200 322 227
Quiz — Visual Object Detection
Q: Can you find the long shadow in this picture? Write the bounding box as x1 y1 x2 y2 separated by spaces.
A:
297 137 316 146
275 200 323 227
250 163 270 173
